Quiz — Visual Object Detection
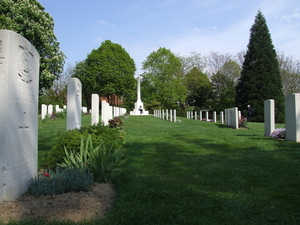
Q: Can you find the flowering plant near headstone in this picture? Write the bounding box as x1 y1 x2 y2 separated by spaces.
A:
271 128 286 139
238 116 248 128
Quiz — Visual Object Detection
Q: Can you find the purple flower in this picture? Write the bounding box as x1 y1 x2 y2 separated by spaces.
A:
271 128 286 139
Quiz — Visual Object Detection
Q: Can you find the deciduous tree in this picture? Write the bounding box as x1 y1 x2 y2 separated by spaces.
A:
0 0 65 91
142 47 187 109
73 40 136 108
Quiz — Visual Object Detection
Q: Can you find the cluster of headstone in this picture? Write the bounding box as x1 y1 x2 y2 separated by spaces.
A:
153 109 177 122
265 95 300 142
100 99 126 126
41 104 66 119
66 79 127 129
224 108 239 129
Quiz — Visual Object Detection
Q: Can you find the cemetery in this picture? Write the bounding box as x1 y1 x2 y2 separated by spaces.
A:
0 7 300 224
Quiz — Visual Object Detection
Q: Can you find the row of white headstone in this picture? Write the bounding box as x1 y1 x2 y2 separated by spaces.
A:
154 109 177 122
41 104 65 119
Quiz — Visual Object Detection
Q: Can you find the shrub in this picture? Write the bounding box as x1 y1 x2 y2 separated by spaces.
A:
108 116 124 129
44 125 126 169
59 135 129 183
28 167 93 196
239 116 248 128
271 128 286 139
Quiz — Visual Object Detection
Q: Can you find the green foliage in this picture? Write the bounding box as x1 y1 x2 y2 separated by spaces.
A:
142 47 187 109
60 135 129 183
186 67 213 109
44 125 125 169
235 11 285 122
108 116 124 129
0 0 65 91
28 167 93 196
73 40 136 108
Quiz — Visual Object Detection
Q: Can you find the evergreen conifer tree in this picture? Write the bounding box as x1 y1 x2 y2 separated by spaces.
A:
236 11 285 122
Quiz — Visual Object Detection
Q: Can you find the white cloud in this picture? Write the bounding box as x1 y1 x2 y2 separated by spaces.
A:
94 37 103 43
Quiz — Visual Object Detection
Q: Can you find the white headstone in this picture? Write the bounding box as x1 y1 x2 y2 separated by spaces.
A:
264 99 275 136
199 111 202 121
170 109 173 122
91 94 99 125
206 111 209 121
213 111 217 123
41 104 47 119
220 111 224 124
67 78 82 130
285 94 300 142
47 104 53 116
0 30 39 201
174 109 177 122
101 100 109 126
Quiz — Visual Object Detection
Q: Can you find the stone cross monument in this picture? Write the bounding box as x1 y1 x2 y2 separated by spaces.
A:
130 74 149 115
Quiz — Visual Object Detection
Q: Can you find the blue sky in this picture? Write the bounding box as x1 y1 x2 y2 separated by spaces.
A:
38 0 300 73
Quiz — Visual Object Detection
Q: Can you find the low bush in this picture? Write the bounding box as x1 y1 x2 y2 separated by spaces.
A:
28 167 93 196
44 125 126 169
59 134 129 183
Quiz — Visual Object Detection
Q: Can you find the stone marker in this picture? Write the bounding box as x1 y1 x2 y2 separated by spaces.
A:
91 94 99 125
285 94 300 142
174 109 177 122
67 78 82 130
0 30 39 201
213 111 217 123
101 100 109 126
220 111 224 124
41 104 47 119
47 104 53 116
264 99 275 136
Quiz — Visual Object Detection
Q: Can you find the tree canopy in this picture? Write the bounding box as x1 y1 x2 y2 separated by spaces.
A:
142 47 187 109
235 11 285 122
73 40 136 107
0 0 65 91
186 67 212 109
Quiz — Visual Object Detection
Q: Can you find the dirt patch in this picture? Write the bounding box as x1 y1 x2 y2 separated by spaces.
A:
0 182 115 223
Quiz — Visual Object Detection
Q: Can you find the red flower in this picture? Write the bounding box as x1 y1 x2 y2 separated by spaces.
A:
43 172 50 177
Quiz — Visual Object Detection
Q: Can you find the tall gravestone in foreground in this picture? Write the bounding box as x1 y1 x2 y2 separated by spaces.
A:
67 78 82 130
130 74 149 115
0 30 39 201
285 93 300 142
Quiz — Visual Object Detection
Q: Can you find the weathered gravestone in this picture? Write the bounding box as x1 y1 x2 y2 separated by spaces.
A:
67 78 82 130
0 30 39 201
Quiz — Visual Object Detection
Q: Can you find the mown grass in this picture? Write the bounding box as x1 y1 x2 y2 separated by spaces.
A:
4 116 300 225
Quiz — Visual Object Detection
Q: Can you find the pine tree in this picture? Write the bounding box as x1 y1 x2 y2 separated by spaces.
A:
236 11 285 122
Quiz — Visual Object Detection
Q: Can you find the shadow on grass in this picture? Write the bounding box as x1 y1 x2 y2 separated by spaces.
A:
114 134 300 224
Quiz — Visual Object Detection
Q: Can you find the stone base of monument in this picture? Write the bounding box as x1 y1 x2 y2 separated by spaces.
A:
130 109 149 115
130 101 149 115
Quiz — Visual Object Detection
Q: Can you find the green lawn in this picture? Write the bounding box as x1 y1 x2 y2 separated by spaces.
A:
8 115 300 224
